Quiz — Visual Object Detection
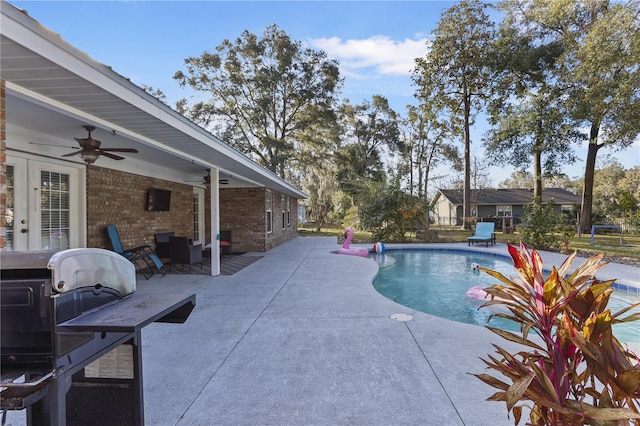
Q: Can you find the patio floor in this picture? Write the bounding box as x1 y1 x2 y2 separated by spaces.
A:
5 237 639 425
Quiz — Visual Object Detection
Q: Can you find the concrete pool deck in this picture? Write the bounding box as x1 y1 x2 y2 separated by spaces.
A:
5 237 639 425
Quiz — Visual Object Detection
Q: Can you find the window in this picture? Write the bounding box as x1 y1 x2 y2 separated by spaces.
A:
281 195 286 230
193 192 200 243
286 196 291 226
496 205 512 217
40 170 70 250
266 190 273 234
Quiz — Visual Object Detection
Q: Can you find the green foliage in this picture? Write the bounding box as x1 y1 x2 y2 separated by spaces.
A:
356 181 427 242
174 24 342 178
304 165 339 232
412 0 495 229
473 244 640 425
341 205 359 230
336 96 399 199
519 197 560 251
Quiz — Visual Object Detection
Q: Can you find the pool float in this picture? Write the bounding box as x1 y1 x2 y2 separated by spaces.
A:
337 228 369 257
465 285 510 303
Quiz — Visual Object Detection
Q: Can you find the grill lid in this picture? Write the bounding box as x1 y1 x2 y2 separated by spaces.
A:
48 248 136 295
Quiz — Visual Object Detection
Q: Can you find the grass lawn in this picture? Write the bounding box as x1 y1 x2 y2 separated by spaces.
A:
298 225 640 261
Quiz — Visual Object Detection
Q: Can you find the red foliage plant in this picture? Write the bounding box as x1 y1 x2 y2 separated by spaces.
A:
473 242 640 425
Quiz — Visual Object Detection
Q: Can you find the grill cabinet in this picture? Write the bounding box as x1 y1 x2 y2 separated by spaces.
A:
1 248 196 425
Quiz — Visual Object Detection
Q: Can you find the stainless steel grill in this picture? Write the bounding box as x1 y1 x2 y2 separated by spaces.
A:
1 248 196 426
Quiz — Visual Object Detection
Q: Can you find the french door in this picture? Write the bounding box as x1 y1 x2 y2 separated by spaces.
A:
5 156 83 251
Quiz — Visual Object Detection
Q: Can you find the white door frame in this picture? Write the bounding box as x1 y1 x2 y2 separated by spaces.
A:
5 153 86 251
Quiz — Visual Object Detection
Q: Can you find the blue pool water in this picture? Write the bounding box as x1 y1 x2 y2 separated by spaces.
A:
372 249 640 343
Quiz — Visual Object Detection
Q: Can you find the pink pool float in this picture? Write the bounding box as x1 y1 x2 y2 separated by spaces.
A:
337 228 369 257
466 286 510 304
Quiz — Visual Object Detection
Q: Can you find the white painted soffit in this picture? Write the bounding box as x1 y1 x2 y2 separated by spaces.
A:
0 1 307 199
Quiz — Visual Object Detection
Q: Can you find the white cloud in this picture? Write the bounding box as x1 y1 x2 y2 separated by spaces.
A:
308 35 430 78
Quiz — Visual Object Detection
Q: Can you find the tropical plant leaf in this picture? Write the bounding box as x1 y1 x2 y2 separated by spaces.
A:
507 372 535 411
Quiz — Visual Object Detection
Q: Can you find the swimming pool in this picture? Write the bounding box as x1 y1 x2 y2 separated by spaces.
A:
372 249 640 343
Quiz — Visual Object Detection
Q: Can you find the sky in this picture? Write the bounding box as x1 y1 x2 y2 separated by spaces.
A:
7 0 640 186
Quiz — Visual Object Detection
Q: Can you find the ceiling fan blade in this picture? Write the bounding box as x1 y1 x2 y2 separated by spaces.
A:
100 148 139 153
30 141 77 149
62 150 83 157
100 152 126 161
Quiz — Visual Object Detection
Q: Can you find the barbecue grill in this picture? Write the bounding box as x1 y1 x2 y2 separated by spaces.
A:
1 248 196 426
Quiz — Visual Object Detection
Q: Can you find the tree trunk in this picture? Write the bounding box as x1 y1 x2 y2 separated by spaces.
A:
462 94 472 230
533 124 543 198
579 124 602 234
533 149 542 198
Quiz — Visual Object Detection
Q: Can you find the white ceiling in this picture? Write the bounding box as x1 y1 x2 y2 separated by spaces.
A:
1 2 306 198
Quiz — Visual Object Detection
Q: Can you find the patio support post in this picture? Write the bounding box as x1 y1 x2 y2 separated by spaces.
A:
210 167 221 276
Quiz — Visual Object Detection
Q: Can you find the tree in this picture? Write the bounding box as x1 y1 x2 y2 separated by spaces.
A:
335 96 400 200
498 171 534 189
413 0 495 229
484 16 582 197
173 24 342 179
401 104 460 202
500 0 640 232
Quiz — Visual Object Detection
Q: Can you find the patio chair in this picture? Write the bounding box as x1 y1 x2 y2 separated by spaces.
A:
106 224 166 279
467 222 496 247
169 236 203 273
154 231 175 261
220 230 232 256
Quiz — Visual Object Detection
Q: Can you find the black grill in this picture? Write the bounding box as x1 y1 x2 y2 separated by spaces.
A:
1 249 196 425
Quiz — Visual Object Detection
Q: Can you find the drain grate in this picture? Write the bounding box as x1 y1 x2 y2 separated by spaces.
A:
390 313 413 322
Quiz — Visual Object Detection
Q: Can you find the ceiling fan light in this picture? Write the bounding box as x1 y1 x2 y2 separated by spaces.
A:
80 151 99 164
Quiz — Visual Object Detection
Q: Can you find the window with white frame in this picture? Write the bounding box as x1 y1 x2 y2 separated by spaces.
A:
266 190 273 234
193 193 200 243
497 205 512 217
281 195 286 230
286 196 291 226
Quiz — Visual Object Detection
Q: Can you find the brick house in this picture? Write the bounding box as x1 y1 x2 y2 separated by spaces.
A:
0 3 306 275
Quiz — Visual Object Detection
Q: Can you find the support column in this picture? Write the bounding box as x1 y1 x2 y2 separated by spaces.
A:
209 168 220 276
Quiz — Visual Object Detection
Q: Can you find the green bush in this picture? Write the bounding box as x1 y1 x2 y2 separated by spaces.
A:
356 181 427 242
519 197 561 251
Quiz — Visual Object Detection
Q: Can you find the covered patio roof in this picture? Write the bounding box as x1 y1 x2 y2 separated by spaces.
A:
1 1 306 198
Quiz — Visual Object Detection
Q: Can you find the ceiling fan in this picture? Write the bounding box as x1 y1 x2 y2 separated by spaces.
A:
59 125 139 164
185 169 229 186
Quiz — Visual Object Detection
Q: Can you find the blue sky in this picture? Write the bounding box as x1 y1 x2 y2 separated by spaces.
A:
9 1 639 185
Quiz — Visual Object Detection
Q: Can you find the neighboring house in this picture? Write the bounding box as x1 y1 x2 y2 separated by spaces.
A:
432 188 581 227
0 2 306 275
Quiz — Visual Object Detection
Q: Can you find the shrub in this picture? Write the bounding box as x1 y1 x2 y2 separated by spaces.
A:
519 197 561 251
473 243 640 425
357 181 427 242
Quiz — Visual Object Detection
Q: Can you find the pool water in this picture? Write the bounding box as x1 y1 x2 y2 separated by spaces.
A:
372 250 640 343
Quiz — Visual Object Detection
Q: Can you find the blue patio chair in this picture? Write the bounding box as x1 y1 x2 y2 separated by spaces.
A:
106 224 166 279
467 222 496 247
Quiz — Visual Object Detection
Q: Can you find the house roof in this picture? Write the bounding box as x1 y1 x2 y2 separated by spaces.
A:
437 188 581 206
0 1 306 199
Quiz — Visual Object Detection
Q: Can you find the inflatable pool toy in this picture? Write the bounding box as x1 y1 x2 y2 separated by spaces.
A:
337 228 369 257
374 242 385 254
465 285 510 303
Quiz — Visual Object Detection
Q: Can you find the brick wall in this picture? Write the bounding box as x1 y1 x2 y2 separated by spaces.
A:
87 166 194 250
0 80 5 249
218 187 298 253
